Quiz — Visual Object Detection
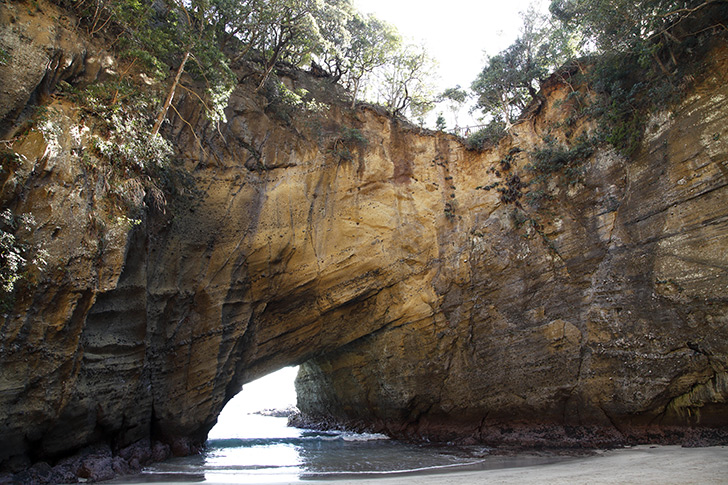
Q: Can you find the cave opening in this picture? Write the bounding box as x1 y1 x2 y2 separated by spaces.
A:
209 366 299 441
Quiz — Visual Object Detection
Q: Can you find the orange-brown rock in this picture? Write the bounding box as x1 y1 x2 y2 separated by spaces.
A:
0 0 727 477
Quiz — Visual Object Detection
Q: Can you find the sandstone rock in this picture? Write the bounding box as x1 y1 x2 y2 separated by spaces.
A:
0 0 727 479
0 0 92 135
294 56 728 446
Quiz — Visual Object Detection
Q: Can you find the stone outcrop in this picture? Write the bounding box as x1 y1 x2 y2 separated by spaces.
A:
294 62 728 446
1 0 727 479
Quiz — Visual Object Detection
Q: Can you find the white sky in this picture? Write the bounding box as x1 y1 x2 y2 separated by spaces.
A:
353 0 548 127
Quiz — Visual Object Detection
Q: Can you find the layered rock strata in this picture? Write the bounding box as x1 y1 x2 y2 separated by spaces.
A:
295 59 728 445
0 0 727 478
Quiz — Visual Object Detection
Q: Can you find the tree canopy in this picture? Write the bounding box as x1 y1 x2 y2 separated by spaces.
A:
470 0 728 134
58 0 438 127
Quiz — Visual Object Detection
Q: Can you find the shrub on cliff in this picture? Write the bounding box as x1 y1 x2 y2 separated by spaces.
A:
466 119 507 150
472 0 728 153
0 209 47 312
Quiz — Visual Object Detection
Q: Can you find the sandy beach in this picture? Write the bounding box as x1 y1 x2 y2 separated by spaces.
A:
349 445 728 485
116 445 728 485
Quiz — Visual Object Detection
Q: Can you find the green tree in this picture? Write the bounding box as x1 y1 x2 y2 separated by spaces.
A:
311 0 355 82
549 0 727 70
143 0 236 137
472 6 567 126
342 13 401 108
435 113 447 131
249 0 329 91
378 43 436 117
437 85 468 131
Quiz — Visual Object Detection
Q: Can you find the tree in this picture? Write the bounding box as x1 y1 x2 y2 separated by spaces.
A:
471 44 539 127
311 0 355 82
342 13 401 108
148 0 236 137
435 113 447 131
409 94 436 127
378 43 436 117
248 0 328 91
471 6 566 126
549 0 727 56
437 85 468 131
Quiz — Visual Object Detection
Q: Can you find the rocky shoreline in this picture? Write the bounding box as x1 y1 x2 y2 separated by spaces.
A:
289 411 728 449
0 439 201 485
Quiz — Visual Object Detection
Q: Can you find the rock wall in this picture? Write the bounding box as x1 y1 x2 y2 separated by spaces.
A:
1 0 727 477
295 59 728 446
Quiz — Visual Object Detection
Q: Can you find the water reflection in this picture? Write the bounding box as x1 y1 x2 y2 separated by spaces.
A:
202 418 489 482
112 369 572 483
114 414 572 484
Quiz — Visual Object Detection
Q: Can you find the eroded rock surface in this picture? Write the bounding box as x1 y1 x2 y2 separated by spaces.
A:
0 0 727 477
295 61 728 446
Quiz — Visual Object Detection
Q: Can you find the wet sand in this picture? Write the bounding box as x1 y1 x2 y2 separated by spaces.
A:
121 445 728 484
338 445 728 485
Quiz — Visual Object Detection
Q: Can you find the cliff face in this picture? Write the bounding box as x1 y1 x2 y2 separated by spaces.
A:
1 0 727 476
295 67 728 445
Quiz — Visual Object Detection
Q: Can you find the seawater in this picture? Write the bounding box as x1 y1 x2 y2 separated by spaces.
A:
121 414 486 483
117 413 570 484
113 369 571 483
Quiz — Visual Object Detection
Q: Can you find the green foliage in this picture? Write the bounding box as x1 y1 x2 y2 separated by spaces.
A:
52 0 439 127
471 0 726 155
378 43 437 118
528 134 595 181
0 149 23 175
58 78 172 210
0 46 11 66
57 0 155 37
339 127 368 146
548 0 718 54
472 6 572 126
585 50 690 156
119 47 167 81
547 0 728 155
340 12 401 107
263 78 328 123
524 188 554 209
0 209 47 312
466 119 507 150
92 115 172 171
435 113 446 131
331 126 367 161
437 85 468 129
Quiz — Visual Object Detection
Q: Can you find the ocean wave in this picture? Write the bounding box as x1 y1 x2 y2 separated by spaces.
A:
340 432 390 441
206 430 389 449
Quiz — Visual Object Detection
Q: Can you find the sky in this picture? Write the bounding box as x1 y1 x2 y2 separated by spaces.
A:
209 366 298 438
353 0 548 128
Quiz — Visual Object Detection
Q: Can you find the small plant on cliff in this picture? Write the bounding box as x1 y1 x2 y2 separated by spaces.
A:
528 134 595 182
466 119 507 150
340 127 368 146
0 46 10 66
0 209 47 312
331 126 368 161
0 149 23 176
